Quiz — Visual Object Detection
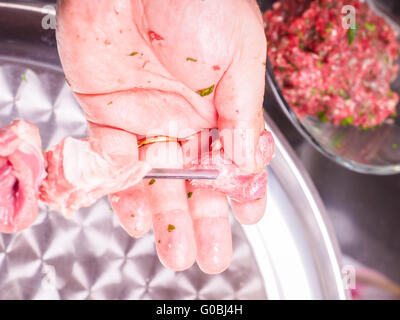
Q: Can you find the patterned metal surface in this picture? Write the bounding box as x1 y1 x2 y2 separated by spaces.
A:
0 59 267 300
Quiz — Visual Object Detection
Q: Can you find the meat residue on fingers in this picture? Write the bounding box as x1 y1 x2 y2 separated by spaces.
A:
0 120 45 234
188 130 274 203
148 30 164 41
192 167 268 203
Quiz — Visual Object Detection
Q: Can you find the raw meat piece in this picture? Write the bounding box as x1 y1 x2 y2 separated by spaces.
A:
189 131 275 202
0 120 45 233
40 135 151 218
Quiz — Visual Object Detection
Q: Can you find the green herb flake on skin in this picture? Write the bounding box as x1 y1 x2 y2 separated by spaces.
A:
311 88 317 95
365 23 376 32
197 85 215 97
348 23 358 45
392 143 398 150
317 111 328 122
21 74 27 81
129 51 138 56
186 57 198 62
341 116 354 126
187 192 193 199
149 179 156 185
317 60 323 68
168 224 175 232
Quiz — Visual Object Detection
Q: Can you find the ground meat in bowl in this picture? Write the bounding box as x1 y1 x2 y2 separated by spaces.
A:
264 0 400 128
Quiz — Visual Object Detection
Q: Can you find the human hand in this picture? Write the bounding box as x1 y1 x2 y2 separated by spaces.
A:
40 0 274 274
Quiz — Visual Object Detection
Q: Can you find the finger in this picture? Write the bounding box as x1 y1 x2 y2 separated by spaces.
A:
213 4 269 224
109 182 152 238
139 141 196 271
181 133 232 274
87 123 152 237
186 185 232 274
229 134 272 225
214 1 267 173
231 193 267 225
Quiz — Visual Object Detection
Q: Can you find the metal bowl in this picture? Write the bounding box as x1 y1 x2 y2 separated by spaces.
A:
262 0 400 175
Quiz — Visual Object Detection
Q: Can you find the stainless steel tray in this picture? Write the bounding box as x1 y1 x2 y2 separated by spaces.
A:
0 1 347 300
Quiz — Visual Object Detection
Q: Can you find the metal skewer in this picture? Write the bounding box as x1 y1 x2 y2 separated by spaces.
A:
144 168 219 180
